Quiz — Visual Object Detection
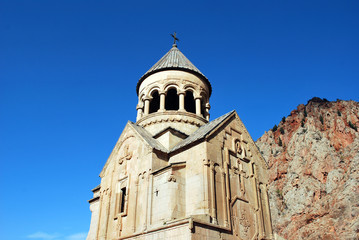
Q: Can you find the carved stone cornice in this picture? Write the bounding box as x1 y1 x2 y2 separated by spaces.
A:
137 111 207 127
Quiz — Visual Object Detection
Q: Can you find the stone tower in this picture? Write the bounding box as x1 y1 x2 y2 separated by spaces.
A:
86 42 273 240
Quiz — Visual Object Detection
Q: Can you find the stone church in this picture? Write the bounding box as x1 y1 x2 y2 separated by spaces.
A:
86 41 273 240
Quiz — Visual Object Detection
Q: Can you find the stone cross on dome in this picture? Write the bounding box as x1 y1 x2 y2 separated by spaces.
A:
170 32 179 47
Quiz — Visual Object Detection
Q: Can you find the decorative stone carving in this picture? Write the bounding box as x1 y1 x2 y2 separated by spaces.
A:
116 135 134 152
203 158 211 166
139 171 146 179
141 116 202 127
233 166 239 175
239 209 251 237
231 199 255 239
235 140 242 155
167 174 176 182
101 188 110 196
118 144 133 165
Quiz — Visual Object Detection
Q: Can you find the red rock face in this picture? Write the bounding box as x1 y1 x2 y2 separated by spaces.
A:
256 99 359 240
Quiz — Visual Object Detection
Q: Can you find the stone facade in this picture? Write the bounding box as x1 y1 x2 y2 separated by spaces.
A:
86 44 273 240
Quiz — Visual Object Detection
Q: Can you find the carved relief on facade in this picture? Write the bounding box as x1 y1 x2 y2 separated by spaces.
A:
117 136 134 165
231 199 255 240
118 144 133 165
235 139 244 156
221 126 264 239
228 151 247 198
140 116 202 127
167 173 176 182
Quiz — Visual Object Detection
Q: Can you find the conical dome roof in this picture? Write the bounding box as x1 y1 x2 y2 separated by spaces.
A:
136 45 212 96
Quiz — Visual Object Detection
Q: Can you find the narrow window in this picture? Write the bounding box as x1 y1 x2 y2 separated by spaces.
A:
149 90 160 113
120 187 126 213
184 91 196 113
165 88 179 110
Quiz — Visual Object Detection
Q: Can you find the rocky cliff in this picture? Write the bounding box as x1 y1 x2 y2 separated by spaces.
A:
256 98 359 240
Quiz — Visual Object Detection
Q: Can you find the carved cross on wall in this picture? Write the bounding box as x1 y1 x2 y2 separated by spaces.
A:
119 144 133 164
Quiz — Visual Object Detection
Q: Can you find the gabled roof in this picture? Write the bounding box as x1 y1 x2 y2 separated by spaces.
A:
170 110 235 152
153 127 188 139
101 110 268 177
136 45 212 96
100 121 168 177
128 111 235 154
128 121 168 153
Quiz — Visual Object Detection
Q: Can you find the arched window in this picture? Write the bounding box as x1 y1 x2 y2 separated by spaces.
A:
149 90 160 114
184 91 196 114
165 88 179 110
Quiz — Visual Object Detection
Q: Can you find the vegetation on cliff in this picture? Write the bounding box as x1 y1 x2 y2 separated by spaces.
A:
256 98 359 240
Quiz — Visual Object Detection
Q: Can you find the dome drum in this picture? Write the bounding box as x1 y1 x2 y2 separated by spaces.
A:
136 70 210 122
135 46 212 136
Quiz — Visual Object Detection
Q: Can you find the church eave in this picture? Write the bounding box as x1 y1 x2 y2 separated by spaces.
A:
136 67 212 97
128 121 168 153
91 185 101 192
169 110 236 153
88 196 100 203
99 122 168 178
151 161 186 175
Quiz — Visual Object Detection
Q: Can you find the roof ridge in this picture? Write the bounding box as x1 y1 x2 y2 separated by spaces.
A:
136 46 211 96
128 121 168 153
149 46 202 72
125 111 236 154
170 110 236 152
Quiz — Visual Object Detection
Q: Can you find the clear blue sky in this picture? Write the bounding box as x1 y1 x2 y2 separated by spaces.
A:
1 1 358 239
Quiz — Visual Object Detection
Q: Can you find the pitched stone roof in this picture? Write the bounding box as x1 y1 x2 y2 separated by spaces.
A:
129 110 235 154
136 45 212 96
170 110 235 152
128 121 168 153
101 110 266 177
